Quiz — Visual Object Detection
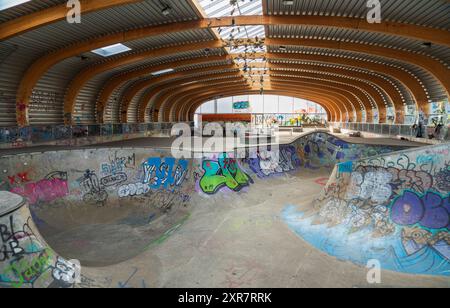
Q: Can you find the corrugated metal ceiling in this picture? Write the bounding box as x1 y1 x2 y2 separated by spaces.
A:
267 44 447 101
264 0 450 30
268 25 450 67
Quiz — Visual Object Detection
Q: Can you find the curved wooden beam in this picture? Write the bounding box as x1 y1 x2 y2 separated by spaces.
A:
182 88 346 122
102 50 421 125
265 38 450 106
85 37 445 125
118 67 241 123
150 80 251 121
134 60 397 124
184 90 335 123
162 76 373 124
266 52 428 116
142 63 389 125
155 83 252 123
0 0 149 41
97 55 231 119
15 16 449 125
136 77 247 123
5 14 449 45
268 71 385 121
172 82 358 123
270 75 381 122
269 62 404 123
73 33 450 122
179 89 340 123
159 80 348 123
63 40 226 122
105 49 427 125
122 60 396 125
127 76 247 123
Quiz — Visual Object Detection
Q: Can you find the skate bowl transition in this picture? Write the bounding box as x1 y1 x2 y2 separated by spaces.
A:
0 131 448 288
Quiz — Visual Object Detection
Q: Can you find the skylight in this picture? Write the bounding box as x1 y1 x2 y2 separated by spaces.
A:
235 58 267 65
199 0 262 18
151 68 175 76
199 0 264 40
91 43 131 57
0 0 31 11
230 44 267 55
219 25 266 41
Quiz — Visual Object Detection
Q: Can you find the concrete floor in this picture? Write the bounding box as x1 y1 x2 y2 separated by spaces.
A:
39 168 448 288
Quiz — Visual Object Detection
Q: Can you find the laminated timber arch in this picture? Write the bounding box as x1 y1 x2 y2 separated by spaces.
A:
168 83 355 123
127 62 395 124
265 52 429 113
62 40 226 123
269 78 378 121
177 88 344 123
102 51 423 125
183 88 345 122
177 90 335 123
177 89 337 122
154 81 351 123
177 84 369 123
99 53 428 123
147 81 252 122
161 80 355 123
0 0 148 41
14 16 450 126
117 66 241 123
151 77 371 123
66 37 449 125
268 63 404 122
178 88 343 123
96 55 232 121
136 62 399 124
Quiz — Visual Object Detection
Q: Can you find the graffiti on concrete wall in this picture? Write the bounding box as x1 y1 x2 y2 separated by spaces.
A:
100 153 136 176
142 157 188 190
10 172 69 206
78 170 108 207
295 133 399 170
247 145 301 178
118 157 188 196
0 214 79 288
282 144 450 276
199 153 253 194
435 164 450 192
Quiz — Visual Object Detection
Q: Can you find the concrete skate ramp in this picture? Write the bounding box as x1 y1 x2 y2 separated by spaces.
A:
1 131 433 288
0 147 194 268
283 142 450 277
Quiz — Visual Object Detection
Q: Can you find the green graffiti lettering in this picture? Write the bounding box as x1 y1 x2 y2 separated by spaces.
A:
200 154 253 194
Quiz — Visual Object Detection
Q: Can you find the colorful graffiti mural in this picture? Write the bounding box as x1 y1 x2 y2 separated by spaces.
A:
10 172 69 205
247 145 301 178
199 153 253 194
282 143 450 276
142 157 188 191
296 133 399 170
0 212 79 288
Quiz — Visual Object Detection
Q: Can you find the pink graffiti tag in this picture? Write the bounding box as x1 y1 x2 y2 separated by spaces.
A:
11 178 69 205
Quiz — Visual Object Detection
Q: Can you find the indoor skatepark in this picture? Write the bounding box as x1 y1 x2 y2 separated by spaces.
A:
0 0 449 291
0 131 449 288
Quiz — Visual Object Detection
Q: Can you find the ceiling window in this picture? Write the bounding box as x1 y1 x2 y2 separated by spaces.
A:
0 0 31 11
198 0 264 40
91 43 131 57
